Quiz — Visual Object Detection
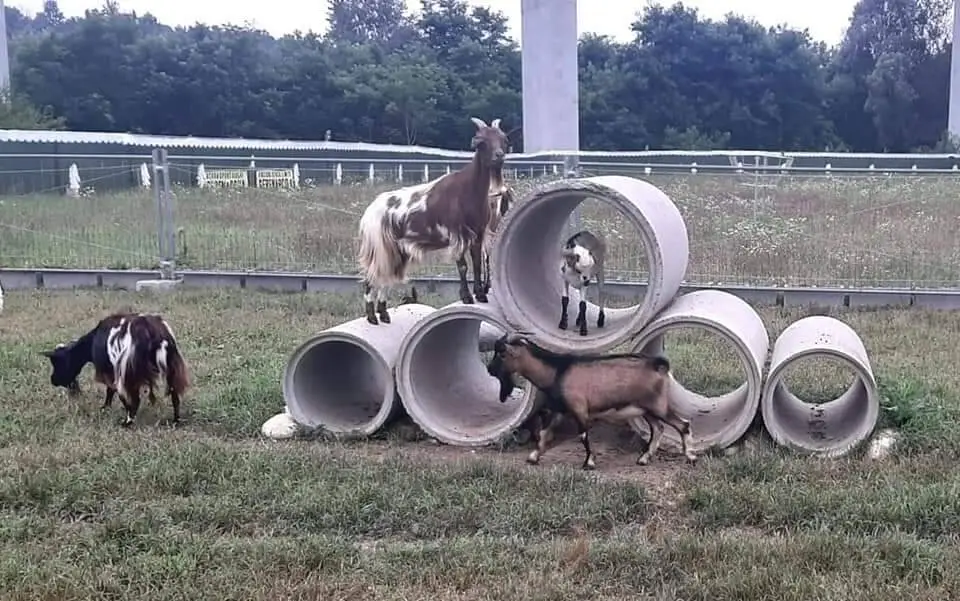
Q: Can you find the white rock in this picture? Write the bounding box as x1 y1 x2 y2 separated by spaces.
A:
261 411 300 440
867 428 899 460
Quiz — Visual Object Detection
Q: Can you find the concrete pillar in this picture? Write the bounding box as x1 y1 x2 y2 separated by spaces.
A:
520 0 579 154
949 0 960 138
0 0 10 93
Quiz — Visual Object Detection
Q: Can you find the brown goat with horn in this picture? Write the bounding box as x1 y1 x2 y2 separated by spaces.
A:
486 333 696 470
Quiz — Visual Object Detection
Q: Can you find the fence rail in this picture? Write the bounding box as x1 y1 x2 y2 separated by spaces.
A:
0 147 959 294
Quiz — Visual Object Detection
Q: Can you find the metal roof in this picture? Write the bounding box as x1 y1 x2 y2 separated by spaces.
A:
0 129 957 162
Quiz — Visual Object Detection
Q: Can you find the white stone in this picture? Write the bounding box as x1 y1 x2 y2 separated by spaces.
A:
867 428 899 460
261 411 300 440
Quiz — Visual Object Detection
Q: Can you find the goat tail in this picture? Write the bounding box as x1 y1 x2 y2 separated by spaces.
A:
165 342 191 397
650 355 671 375
358 203 406 287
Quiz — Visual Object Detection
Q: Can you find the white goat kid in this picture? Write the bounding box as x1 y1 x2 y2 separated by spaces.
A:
558 230 607 336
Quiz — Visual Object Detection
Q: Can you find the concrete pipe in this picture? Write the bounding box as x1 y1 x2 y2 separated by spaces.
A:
761 315 880 458
395 296 539 446
628 290 770 453
282 303 436 437
489 175 689 353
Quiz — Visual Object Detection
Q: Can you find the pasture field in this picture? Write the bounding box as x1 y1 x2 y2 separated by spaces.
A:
1 287 959 599
1 171 959 288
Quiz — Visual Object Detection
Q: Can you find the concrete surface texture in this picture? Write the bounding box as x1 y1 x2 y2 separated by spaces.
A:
628 289 770 453
761 315 880 458
395 297 539 446
489 175 689 353
281 303 436 436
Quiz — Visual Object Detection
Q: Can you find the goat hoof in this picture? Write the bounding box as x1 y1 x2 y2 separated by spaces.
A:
366 315 379 325
558 319 568 330
378 313 391 324
582 463 596 471
474 292 489 303
685 454 698 465
597 313 606 328
579 327 588 337
460 295 475 305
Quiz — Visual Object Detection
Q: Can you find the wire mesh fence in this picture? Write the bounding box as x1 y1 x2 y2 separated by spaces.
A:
1 154 959 290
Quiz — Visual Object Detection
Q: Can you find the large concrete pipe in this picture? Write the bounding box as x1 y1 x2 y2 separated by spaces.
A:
395 296 539 446
489 175 689 353
761 315 880 458
629 290 770 453
282 303 436 437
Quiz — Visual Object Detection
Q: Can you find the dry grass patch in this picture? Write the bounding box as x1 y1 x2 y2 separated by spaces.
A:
2 172 960 287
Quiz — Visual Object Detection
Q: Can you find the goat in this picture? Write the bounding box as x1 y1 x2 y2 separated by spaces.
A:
559 230 607 336
357 117 509 325
486 333 696 470
41 312 191 426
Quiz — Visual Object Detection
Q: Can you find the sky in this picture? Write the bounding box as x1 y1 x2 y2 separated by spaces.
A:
9 0 860 47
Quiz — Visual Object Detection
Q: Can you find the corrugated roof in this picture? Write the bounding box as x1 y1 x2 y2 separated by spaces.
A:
0 129 957 161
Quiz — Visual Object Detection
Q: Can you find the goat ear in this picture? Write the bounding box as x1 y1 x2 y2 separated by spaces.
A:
470 117 488 130
491 118 501 130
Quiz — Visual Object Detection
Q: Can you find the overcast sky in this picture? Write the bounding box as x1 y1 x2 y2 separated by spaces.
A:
9 0 860 46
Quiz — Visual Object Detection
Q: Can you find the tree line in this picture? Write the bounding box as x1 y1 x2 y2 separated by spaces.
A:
0 0 955 153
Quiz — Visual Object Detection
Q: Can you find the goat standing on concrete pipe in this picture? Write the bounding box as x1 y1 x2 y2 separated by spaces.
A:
487 333 696 470
559 230 606 336
357 117 509 325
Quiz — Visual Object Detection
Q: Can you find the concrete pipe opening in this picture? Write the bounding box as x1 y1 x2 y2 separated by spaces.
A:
761 315 879 458
396 300 539 446
628 290 770 453
490 175 689 353
282 303 436 437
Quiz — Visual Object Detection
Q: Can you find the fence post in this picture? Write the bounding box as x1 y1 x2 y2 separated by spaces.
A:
151 148 175 279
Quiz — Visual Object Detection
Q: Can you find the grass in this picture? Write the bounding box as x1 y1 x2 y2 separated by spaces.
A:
2 170 960 288
1 287 960 599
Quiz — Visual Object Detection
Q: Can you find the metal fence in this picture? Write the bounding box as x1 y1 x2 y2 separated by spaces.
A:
1 146 959 291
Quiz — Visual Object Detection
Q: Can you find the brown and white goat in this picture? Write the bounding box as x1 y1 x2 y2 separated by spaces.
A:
486 333 696 470
357 117 510 325
41 312 191 426
559 230 607 336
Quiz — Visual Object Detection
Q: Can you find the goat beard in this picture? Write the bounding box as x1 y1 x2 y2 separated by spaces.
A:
496 372 517 403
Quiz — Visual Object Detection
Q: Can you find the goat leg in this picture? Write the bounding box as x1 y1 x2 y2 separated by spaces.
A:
101 387 116 410
663 409 698 464
170 389 182 425
376 286 391 324
456 254 473 304
577 300 588 336
637 417 665 466
596 275 606 329
527 410 564 466
558 293 570 330
400 286 419 305
576 420 596 470
470 242 488 303
363 282 379 325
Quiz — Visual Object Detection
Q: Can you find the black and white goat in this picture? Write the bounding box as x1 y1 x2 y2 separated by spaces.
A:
41 312 191 426
486 332 696 470
559 230 606 336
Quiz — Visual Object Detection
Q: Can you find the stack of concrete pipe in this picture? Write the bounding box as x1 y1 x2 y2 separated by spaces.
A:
268 175 880 459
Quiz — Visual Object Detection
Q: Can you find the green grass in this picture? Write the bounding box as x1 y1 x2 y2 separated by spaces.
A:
2 170 960 288
2 288 960 599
